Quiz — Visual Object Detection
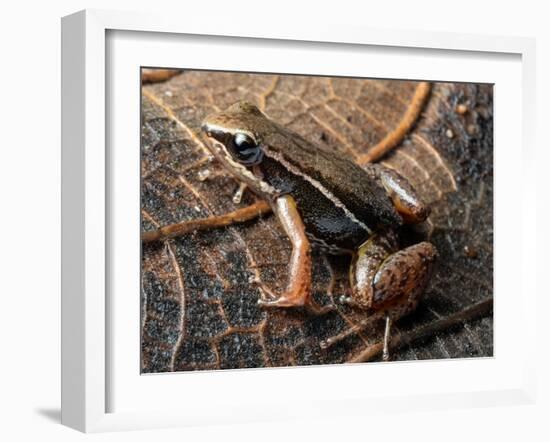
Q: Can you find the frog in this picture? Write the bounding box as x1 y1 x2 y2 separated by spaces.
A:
201 101 437 343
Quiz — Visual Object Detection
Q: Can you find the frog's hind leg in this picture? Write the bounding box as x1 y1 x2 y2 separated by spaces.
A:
346 231 400 309
324 235 437 356
367 240 437 318
348 231 438 314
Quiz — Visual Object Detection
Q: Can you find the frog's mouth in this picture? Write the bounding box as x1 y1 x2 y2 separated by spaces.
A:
201 132 236 167
202 133 277 198
201 131 226 157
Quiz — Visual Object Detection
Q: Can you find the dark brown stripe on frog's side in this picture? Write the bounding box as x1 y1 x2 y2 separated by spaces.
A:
258 154 371 251
263 127 403 230
305 232 353 255
261 149 373 234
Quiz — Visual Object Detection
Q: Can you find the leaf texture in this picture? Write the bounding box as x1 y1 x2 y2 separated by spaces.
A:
140 70 493 372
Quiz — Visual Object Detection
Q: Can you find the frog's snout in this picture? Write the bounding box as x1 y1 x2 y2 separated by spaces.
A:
201 122 222 141
200 122 211 136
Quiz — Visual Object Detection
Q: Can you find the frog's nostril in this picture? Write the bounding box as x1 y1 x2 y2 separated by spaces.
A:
201 125 214 138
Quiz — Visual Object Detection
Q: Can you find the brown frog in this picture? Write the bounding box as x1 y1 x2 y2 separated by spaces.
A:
201 101 437 348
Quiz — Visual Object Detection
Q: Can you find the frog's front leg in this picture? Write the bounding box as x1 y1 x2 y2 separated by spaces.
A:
350 232 437 317
257 194 313 309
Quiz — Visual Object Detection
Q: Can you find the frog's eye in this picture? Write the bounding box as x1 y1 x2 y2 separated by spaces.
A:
229 133 263 165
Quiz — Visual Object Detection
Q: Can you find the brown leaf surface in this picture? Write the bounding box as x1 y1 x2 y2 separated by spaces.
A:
141 71 493 372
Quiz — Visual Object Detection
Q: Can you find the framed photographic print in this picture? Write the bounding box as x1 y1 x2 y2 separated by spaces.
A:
61 9 537 433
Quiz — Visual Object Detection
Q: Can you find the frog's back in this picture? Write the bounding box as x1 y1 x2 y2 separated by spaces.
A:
262 127 403 230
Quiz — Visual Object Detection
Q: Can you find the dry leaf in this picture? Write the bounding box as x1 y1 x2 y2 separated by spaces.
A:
141 71 493 372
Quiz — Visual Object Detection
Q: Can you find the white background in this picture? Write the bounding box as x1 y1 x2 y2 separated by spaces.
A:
0 0 548 441
109 30 523 417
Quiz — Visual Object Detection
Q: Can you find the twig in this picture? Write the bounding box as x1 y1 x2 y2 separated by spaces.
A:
357 82 432 164
142 200 272 243
348 297 493 363
141 69 181 84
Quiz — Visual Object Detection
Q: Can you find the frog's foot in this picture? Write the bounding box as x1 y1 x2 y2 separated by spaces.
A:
257 291 307 308
249 279 278 303
320 236 437 351
305 301 335 316
339 295 364 309
232 182 248 204
258 291 333 315
256 277 311 309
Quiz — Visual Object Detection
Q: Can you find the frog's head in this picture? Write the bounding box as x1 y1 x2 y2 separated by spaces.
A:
201 102 279 196
201 101 272 166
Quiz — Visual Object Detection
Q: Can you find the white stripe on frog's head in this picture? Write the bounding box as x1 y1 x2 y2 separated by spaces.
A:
201 105 269 167
203 137 277 197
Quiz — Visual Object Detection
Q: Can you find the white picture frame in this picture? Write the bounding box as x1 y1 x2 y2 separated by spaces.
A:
61 9 537 433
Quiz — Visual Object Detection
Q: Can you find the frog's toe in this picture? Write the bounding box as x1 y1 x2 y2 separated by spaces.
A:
339 295 351 304
339 295 361 307
257 294 305 308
